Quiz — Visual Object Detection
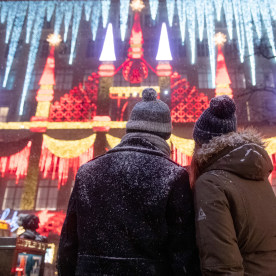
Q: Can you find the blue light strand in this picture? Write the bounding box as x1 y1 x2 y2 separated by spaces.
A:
233 0 244 63
54 1 65 36
120 0 130 41
166 0 175 27
195 0 205 42
19 3 45 116
63 1 73 42
176 0 186 44
268 0 276 21
46 1 55 22
5 1 18 43
213 0 223 21
259 0 276 57
186 0 195 64
205 0 215 87
69 2 83 65
0 1 9 24
249 0 261 40
91 1 101 41
84 1 93 21
101 0 111 28
148 0 159 21
3 3 27 87
26 1 38 44
241 1 256 85
223 0 233 40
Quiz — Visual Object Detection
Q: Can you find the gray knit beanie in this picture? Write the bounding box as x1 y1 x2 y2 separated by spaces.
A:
126 88 172 140
193 95 237 145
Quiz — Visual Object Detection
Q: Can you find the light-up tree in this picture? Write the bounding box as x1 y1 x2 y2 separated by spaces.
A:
215 32 233 98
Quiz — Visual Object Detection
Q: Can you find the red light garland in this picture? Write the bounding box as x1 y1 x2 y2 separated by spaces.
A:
0 141 32 183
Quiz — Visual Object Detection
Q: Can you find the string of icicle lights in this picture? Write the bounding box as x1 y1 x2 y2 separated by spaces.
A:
0 0 276 115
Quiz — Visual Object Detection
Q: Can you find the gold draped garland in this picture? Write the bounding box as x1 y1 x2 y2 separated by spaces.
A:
43 134 96 158
106 134 121 149
169 134 195 156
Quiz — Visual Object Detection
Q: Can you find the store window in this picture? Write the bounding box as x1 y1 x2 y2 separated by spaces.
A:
198 69 214 89
2 179 24 210
197 39 209 57
229 71 246 89
55 69 73 90
0 107 9 122
35 179 58 210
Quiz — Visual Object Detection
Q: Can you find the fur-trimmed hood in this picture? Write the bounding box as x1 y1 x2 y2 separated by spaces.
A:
194 129 273 180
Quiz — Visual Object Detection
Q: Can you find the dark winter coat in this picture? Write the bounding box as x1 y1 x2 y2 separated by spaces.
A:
57 133 200 276
193 129 276 275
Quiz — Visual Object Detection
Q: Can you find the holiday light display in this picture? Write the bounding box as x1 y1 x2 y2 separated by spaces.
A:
166 0 175 27
102 0 111 28
223 0 233 40
39 136 95 188
120 0 130 41
148 0 159 21
0 141 32 184
195 0 204 42
177 0 186 44
170 72 209 122
91 0 101 41
130 0 145 12
84 1 93 21
26 1 38 43
215 33 233 98
99 24 116 62
19 2 45 116
186 0 196 64
156 23 172 61
69 2 83 65
63 2 73 42
1 0 276 100
5 1 17 43
3 3 27 87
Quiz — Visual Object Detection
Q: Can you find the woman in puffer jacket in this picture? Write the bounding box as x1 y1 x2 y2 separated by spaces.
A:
191 95 276 276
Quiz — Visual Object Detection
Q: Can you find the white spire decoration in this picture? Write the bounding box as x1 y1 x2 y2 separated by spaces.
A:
99 23 116 61
156 23 172 61
149 0 159 21
120 0 130 41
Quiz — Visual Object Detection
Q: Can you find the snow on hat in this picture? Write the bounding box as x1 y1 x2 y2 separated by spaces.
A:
126 88 172 139
193 95 237 145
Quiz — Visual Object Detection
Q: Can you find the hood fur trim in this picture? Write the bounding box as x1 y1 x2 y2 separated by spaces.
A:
195 128 265 166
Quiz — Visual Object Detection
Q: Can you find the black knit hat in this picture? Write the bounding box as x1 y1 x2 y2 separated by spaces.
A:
126 88 172 140
193 95 237 145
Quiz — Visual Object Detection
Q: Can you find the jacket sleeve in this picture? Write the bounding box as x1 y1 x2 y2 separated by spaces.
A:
193 173 244 275
166 169 201 275
57 175 79 276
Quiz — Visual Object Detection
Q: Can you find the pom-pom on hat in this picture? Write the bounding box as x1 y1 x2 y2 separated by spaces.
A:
193 95 237 145
126 88 172 140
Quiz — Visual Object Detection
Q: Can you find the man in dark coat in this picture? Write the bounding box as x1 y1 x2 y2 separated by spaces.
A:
191 95 276 275
57 88 200 275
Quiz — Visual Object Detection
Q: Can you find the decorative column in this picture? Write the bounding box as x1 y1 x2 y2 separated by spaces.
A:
214 32 233 98
156 23 173 105
98 23 116 115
